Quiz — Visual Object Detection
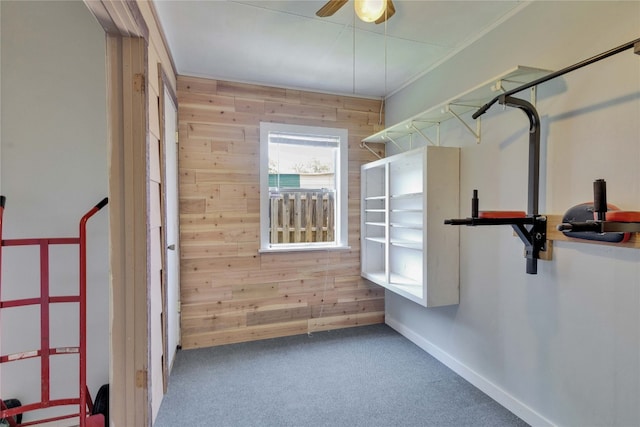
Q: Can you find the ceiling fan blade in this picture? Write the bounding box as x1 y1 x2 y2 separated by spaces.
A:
374 0 395 24
316 0 349 17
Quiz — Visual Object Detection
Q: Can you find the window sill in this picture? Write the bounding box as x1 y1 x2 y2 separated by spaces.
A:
259 244 351 254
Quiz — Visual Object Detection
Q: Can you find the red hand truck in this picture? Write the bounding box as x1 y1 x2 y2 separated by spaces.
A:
0 196 108 427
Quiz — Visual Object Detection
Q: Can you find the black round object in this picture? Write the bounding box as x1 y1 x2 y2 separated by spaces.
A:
1 398 22 424
92 384 109 426
561 202 626 243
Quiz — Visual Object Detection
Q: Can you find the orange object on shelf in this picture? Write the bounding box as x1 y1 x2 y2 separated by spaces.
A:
604 211 640 223
478 211 527 219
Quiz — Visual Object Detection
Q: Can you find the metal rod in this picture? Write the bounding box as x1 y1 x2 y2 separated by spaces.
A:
471 189 479 218
359 141 382 159
473 37 640 120
78 198 108 427
382 135 402 151
410 124 437 146
446 105 480 143
593 179 607 221
498 95 540 216
40 241 51 404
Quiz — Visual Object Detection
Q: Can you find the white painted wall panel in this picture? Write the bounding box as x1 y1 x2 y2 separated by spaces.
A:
385 2 640 426
0 1 108 425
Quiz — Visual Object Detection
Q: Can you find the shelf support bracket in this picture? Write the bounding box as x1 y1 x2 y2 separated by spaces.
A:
512 217 547 274
530 85 537 107
409 123 438 146
491 79 507 93
359 141 382 159
382 135 403 151
492 78 538 105
444 104 481 144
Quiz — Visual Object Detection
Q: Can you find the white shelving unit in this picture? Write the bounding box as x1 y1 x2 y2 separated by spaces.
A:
361 146 460 307
361 161 387 283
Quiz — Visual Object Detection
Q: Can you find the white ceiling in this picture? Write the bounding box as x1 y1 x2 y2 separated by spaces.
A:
153 0 528 98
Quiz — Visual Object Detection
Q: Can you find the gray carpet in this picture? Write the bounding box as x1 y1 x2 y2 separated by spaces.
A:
154 324 528 427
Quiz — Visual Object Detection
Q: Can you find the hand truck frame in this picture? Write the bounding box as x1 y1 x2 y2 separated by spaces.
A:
0 196 108 427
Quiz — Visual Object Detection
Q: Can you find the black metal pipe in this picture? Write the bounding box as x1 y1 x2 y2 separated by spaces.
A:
593 179 607 221
498 95 540 216
471 189 479 218
472 37 640 120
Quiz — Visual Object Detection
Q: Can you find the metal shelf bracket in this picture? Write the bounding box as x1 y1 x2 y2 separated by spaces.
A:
381 134 403 151
444 104 481 144
359 141 382 160
408 122 439 146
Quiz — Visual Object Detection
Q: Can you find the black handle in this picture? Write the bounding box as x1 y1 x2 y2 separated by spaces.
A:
593 179 607 221
471 190 479 218
0 196 5 209
472 103 492 120
557 222 601 233
95 197 109 211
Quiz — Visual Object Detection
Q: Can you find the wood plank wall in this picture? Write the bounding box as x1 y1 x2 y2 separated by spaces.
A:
177 76 386 349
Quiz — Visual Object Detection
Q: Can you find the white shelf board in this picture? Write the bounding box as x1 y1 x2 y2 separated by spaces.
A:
362 271 423 302
387 284 423 305
362 66 552 144
362 271 386 284
365 222 386 227
390 192 422 199
365 236 386 244
388 274 423 301
389 272 420 287
390 240 422 250
390 222 422 229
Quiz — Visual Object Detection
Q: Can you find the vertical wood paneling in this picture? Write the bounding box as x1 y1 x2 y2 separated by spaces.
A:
178 76 386 349
108 36 149 427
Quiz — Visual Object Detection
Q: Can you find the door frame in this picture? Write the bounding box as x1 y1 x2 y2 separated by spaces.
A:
158 65 180 391
84 1 152 425
106 33 150 427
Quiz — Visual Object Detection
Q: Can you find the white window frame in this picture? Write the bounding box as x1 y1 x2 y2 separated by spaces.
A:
259 122 349 252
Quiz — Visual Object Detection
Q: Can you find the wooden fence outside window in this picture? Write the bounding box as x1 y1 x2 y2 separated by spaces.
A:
269 189 335 243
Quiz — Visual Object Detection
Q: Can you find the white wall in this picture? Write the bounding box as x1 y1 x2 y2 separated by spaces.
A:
384 2 640 426
0 1 108 424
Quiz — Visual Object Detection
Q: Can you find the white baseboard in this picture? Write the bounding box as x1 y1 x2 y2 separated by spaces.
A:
385 316 555 427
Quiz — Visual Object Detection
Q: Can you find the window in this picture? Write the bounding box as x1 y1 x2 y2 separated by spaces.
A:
260 122 348 252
